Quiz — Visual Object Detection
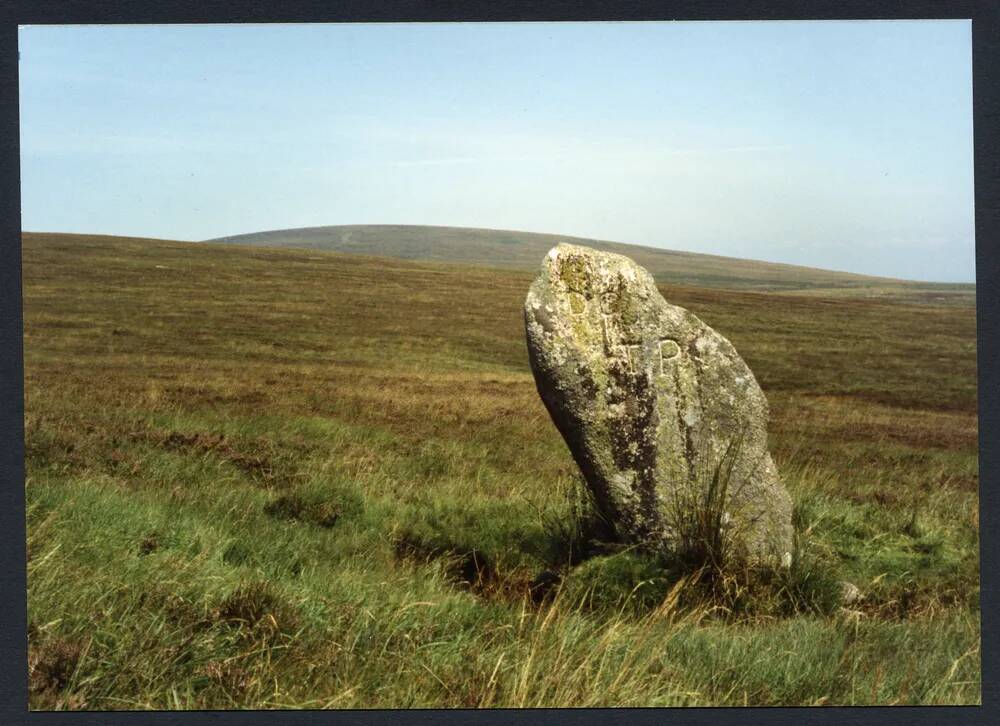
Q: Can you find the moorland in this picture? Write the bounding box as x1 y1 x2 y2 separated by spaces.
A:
22 230 979 708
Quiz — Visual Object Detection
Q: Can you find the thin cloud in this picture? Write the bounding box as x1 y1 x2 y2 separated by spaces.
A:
377 144 790 168
382 154 569 167
20 131 216 157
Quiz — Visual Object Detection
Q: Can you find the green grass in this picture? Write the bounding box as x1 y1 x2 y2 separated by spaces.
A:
22 232 980 708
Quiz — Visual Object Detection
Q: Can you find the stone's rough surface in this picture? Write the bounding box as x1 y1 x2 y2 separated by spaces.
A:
524 243 793 563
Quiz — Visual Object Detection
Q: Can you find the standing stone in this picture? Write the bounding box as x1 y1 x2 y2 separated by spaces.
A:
524 244 793 565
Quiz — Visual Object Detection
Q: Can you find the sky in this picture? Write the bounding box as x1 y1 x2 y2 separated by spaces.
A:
18 21 975 282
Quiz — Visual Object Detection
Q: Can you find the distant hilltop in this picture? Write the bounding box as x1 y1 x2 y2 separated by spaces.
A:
205 224 966 295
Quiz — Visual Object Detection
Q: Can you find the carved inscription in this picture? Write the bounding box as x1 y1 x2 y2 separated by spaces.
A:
624 344 642 374
602 315 682 378
600 290 617 315
659 339 680 375
600 316 624 366
601 314 647 374
600 315 617 351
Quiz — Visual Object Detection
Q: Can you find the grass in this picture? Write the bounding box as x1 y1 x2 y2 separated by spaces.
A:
22 232 980 708
663 429 748 575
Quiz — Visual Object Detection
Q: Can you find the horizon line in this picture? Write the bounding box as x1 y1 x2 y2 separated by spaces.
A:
20 225 978 286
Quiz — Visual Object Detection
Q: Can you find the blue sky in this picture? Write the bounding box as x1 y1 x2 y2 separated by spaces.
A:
18 21 974 282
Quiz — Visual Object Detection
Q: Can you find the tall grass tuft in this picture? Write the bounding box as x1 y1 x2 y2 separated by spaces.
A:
664 429 747 580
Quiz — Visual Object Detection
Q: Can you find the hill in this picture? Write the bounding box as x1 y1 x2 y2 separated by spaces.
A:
206 224 973 301
22 232 979 707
